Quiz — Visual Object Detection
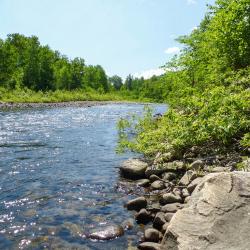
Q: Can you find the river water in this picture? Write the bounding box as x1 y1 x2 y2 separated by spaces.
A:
0 103 166 250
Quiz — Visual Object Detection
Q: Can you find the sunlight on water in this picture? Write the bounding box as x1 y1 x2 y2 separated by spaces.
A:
0 104 166 249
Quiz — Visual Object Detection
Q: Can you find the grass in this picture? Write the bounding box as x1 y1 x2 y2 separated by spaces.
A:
0 88 142 103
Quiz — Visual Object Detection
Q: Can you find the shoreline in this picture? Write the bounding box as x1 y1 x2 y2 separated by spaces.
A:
118 151 249 249
0 100 145 110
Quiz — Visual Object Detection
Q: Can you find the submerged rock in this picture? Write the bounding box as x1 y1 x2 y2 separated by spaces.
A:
121 218 134 230
126 197 147 211
138 242 163 250
163 172 250 250
87 225 124 240
120 159 148 180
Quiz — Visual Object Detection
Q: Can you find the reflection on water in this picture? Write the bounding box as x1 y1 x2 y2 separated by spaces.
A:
0 104 166 249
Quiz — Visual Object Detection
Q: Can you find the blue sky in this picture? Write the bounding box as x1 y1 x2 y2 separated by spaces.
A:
0 0 214 79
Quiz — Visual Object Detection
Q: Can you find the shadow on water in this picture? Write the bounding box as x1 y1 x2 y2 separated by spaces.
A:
0 103 166 249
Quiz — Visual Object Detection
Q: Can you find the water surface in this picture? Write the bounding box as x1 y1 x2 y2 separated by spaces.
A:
0 104 166 249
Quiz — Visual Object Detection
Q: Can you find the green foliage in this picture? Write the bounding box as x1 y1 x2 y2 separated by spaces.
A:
118 0 250 158
0 33 109 93
0 87 138 103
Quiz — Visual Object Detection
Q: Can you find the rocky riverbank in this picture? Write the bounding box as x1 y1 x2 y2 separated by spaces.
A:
118 154 250 250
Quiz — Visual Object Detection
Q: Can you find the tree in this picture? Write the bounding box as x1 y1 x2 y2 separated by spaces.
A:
109 75 123 90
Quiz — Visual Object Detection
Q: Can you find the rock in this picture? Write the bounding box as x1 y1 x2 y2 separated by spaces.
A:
162 172 250 250
162 161 186 171
162 172 177 182
179 170 197 186
149 174 161 182
146 161 185 177
184 196 191 203
161 203 183 213
190 159 204 170
187 177 203 193
160 193 182 205
162 222 170 233
120 159 148 180
181 188 190 198
153 212 166 230
137 179 150 187
172 187 182 197
121 218 134 230
153 152 174 164
212 166 231 173
87 225 124 240
145 165 166 177
135 209 151 224
151 180 165 190
126 197 147 211
164 213 174 222
147 203 161 213
138 242 162 250
144 228 161 242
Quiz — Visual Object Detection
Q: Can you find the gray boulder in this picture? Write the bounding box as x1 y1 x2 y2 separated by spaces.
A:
179 170 197 186
138 242 163 250
190 159 204 170
160 193 182 205
161 203 183 213
135 208 152 224
162 172 177 181
163 172 250 250
137 179 151 187
187 177 202 193
120 159 148 179
153 212 166 230
87 225 124 240
144 228 161 242
151 180 166 190
164 213 175 222
126 197 147 211
149 174 161 182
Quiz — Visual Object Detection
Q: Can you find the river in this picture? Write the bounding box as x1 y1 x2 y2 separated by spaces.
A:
0 103 166 250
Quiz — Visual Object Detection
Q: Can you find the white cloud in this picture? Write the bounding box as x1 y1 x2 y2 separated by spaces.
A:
191 26 198 31
133 68 165 79
187 0 197 5
164 47 180 54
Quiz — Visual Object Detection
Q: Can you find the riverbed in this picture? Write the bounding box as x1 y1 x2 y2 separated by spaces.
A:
0 103 166 250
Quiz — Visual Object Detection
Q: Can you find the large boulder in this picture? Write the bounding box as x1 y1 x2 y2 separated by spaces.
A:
163 172 250 250
120 159 148 179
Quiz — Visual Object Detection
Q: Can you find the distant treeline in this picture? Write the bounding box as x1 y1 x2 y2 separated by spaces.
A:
0 33 164 98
